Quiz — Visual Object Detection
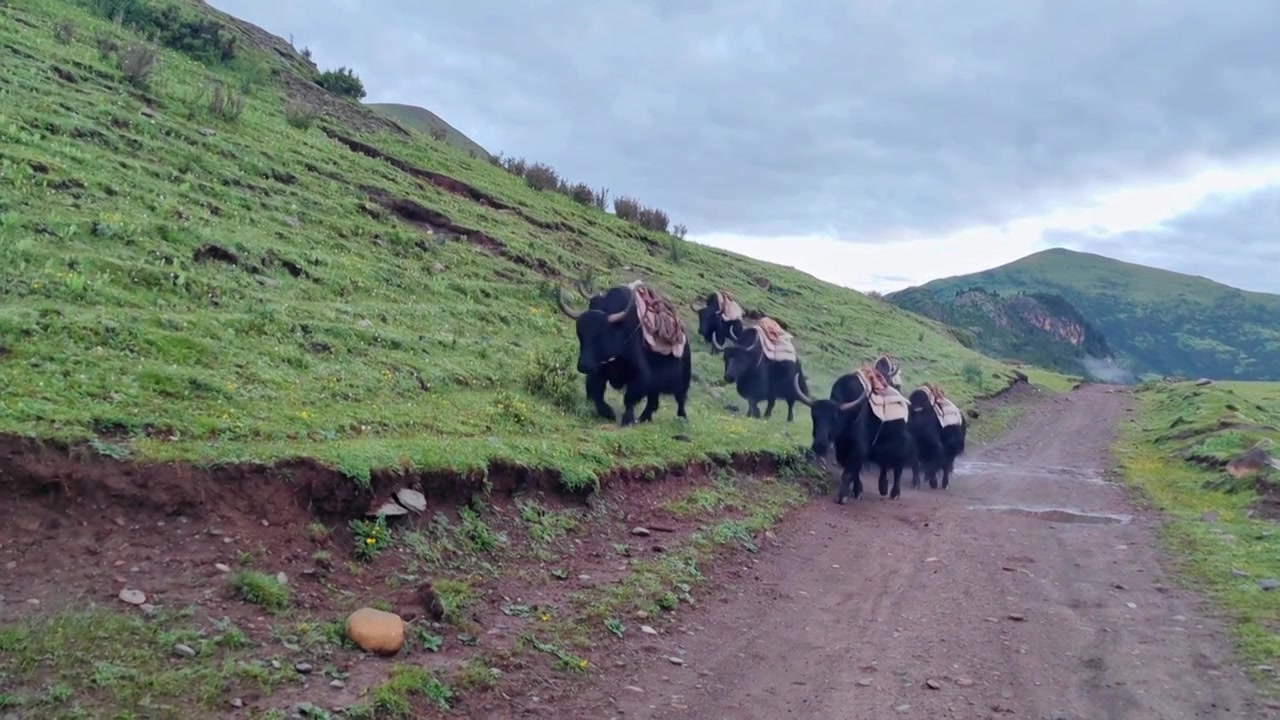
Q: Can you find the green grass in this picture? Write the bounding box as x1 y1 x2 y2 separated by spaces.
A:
0 0 1025 490
366 102 491 159
889 247 1280 380
1118 380 1280 683
228 570 290 611
0 608 289 719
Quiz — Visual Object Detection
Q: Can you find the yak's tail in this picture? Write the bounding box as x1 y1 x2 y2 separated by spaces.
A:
796 362 811 397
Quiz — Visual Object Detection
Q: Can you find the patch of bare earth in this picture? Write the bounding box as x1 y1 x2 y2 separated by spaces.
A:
553 384 1275 720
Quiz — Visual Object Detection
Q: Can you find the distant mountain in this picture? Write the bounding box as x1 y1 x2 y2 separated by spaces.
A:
888 285 1114 377
887 248 1280 381
367 103 491 159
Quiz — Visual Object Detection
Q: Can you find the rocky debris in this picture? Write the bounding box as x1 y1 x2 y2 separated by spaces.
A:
1195 378 1214 386
631 526 652 537
1007 613 1026 621
370 500 409 518
640 625 658 635
857 678 872 687
668 656 685 665
1200 510 1218 523
1259 579 1280 591
276 571 289 586
295 662 313 674
214 563 231 573
230 698 244 709
1226 444 1280 478
956 678 975 687
1232 568 1250 578
394 487 427 513
173 643 196 658
925 679 941 690
118 588 146 605
346 607 405 655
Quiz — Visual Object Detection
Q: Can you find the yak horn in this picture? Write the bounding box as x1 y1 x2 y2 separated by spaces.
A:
712 333 727 350
607 289 634 323
793 374 813 406
743 332 760 352
728 324 740 340
837 383 869 412
556 288 583 319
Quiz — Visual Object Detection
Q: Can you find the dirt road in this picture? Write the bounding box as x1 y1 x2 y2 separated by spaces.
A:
561 384 1270 719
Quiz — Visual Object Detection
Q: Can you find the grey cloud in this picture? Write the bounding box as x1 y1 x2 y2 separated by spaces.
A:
1049 186 1280 294
211 0 1280 285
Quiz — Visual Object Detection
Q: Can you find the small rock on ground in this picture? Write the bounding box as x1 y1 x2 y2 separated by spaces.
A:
1260 579 1280 591
118 588 146 605
668 656 685 665
631 527 652 537
172 644 196 658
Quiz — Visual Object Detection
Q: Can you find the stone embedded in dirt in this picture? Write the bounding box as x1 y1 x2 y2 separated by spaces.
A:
956 678 975 687
4 561 15 570
631 526 652 537
394 488 427 513
668 656 685 665
1125 602 1138 609
346 607 406 655
230 698 244 709
1259 579 1280 591
294 662 313 674
1232 568 1250 578
625 686 644 693
640 625 658 635
371 501 409 517
173 643 196 658
1200 510 1218 523
276 572 288 586
198 127 216 137
330 679 345 688
118 588 146 605
431 262 446 273
1226 445 1279 478
926 679 941 690
1007 613 1026 621
895 705 912 713
857 678 872 687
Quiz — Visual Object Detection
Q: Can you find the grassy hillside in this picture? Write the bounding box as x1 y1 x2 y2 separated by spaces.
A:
0 0 1023 491
888 285 1113 376
367 102 491 159
888 248 1280 381
1120 380 1280 677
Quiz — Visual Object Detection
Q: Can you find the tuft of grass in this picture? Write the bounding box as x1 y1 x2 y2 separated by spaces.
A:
206 82 245 121
346 665 454 717
349 516 392 561
1119 380 1280 686
116 41 158 88
228 570 290 611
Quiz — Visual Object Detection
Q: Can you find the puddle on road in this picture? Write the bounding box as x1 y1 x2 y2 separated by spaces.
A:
968 504 1132 525
953 460 1111 484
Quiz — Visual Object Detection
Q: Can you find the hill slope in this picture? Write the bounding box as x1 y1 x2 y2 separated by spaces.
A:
888 286 1114 376
0 0 1021 490
367 102 492 159
888 248 1280 381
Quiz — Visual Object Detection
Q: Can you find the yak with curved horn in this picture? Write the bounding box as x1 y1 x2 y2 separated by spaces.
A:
720 319 808 422
556 281 692 426
691 289 746 353
906 382 968 490
794 366 914 504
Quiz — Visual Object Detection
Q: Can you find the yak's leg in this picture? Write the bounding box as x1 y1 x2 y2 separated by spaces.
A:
837 463 856 504
911 456 922 489
586 374 616 422
890 464 903 499
747 399 761 418
620 385 647 426
763 397 776 418
785 399 796 422
674 386 689 419
929 462 939 489
878 464 890 497
637 393 660 423
942 456 954 489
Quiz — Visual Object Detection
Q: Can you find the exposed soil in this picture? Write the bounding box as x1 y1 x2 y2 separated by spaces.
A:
551 384 1275 720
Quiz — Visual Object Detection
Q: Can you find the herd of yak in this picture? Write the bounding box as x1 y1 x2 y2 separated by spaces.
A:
554 281 968 505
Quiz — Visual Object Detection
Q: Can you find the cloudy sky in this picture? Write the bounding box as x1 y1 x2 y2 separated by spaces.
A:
212 0 1280 294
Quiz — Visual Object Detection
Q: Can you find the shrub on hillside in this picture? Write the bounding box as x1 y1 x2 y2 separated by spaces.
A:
672 223 688 240
141 4 237 63
567 182 595 206
636 206 669 233
592 187 609 210
428 126 447 142
613 195 641 222
316 66 366 99
54 20 76 44
117 42 158 89
524 162 560 192
208 83 245 121
284 99 320 129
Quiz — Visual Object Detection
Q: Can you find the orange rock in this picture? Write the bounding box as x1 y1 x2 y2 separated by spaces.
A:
346 607 405 656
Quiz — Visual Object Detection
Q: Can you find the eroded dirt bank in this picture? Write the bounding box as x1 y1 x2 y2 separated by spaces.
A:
557 384 1272 719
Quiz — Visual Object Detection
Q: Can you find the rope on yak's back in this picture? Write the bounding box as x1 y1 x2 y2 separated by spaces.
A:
921 382 964 427
753 317 796 362
858 366 909 422
714 289 744 322
631 283 687 357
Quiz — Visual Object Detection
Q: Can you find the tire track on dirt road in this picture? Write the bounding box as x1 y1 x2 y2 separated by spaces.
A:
560 384 1271 720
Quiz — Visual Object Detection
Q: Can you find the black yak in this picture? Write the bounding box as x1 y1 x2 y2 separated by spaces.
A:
719 318 807 421
557 281 693 426
794 366 914 503
906 382 967 489
691 289 746 353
